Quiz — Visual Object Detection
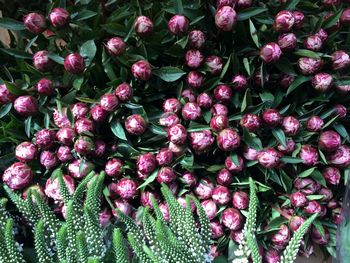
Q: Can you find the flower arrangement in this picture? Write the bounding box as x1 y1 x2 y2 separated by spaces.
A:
0 0 350 262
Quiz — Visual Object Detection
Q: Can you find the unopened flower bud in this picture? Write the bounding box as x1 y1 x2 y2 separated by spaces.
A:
168 15 189 35
215 6 237 31
64 53 85 74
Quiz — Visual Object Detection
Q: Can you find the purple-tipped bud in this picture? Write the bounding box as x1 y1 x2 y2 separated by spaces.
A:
49 8 70 28
14 96 38 116
40 151 59 169
131 60 152 80
180 171 198 187
319 130 341 152
68 159 94 179
125 114 147 135
212 186 231 205
3 162 33 190
264 249 280 263
90 105 108 122
45 175 75 201
217 128 241 151
185 49 204 69
116 178 138 200
0 84 16 104
74 118 94 135
215 6 237 31
298 57 323 75
182 102 201 121
36 78 54 95
188 30 206 49
137 153 156 175
167 124 187 145
232 191 249 210
211 221 224 239
15 142 37 162
322 167 341 185
290 191 307 207
277 138 296 154
36 129 56 149
201 199 218 220
332 50 350 70
189 130 214 154
156 148 173 166
205 56 223 75
163 98 181 114
211 103 228 116
64 53 85 74
243 145 259 161
304 35 323 51
159 112 180 127
299 145 319 166
115 82 133 102
231 74 248 91
289 216 306 232
271 224 290 247
71 103 89 120
197 93 213 109
240 113 261 132
214 85 232 102
194 179 214 200
56 128 76 145
106 37 126 56
306 116 324 132
23 13 46 34
157 167 176 184
225 155 244 173
262 109 282 127
100 93 119 112
186 71 204 89
168 15 189 35
134 16 153 36
216 168 233 186
282 116 300 136
274 10 295 32
57 146 73 162
257 148 281 168
277 33 297 52
210 115 229 132
260 42 282 64
312 73 333 92
328 145 350 167
222 208 243 230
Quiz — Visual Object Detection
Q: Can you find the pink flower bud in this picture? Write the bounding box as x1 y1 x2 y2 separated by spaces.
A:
282 74 296 87
125 114 147 135
211 221 224 239
23 12 46 34
217 128 241 151
92 140 106 158
262 109 282 127
304 35 323 51
141 191 160 208
167 124 187 145
298 57 323 75
216 0 236 9
274 10 295 32
292 11 304 29
341 8 350 26
3 162 33 190
240 113 261 132
230 229 244 243
64 53 85 74
74 118 94 135
68 159 94 179
271 224 290 247
74 136 94 155
49 8 70 28
277 33 297 52
185 49 204 69
137 153 156 175
328 145 350 167
282 116 300 136
180 172 198 187
182 102 201 121
322 167 341 185
260 42 282 64
116 178 138 199
319 187 333 201
131 60 152 80
14 96 38 116
194 179 214 199
201 200 218 220
289 216 306 232
134 16 153 36
106 37 126 56
0 84 16 104
257 148 281 168
16 142 37 162
299 145 319 166
315 29 328 42
323 0 340 8
243 145 259 161
303 201 322 214
36 78 54 95
71 102 89 120
290 191 307 207
113 199 132 216
312 73 333 92
177 196 196 212
104 158 123 178
231 74 248 91
159 203 170 222
306 116 324 132
40 151 59 169
163 98 181 114
197 93 213 109
45 175 75 201
186 71 204 89
333 104 347 118
100 93 119 112
159 112 180 127
225 155 244 173
181 89 197 102
222 208 243 230
99 208 111 227
294 178 320 195
155 148 173 166
264 249 280 263
36 129 56 149
188 30 206 49
216 169 233 186
157 167 176 184
189 130 214 154
205 56 223 75
319 130 341 152
332 208 342 225
91 104 108 122
236 0 252 9
212 186 231 205
210 115 229 132
215 6 237 31
277 138 296 154
253 69 269 87
211 103 228 116
56 127 76 145
168 15 189 35
115 82 133 101
214 85 232 102
311 226 329 245
57 146 73 162
232 191 249 210
331 50 350 70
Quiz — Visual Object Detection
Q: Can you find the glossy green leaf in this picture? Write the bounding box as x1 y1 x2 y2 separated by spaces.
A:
0 18 25 30
153 67 186 82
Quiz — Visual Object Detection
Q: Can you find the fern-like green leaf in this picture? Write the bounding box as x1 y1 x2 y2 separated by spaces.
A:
112 228 130 263
56 225 68 262
34 220 54 263
0 226 10 263
76 231 88 263
128 234 154 263
281 213 318 263
5 219 25 263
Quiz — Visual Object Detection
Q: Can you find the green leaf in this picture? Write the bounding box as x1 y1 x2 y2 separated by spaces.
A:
0 18 25 30
24 116 32 138
207 164 224 172
333 123 349 141
153 67 185 82
187 122 210 132
286 76 310 95
0 103 12 119
148 124 166 136
72 10 97 21
0 48 32 59
243 58 251 75
323 9 342 29
286 0 301 10
280 156 304 164
272 128 286 147
3 81 25 95
293 49 321 58
241 88 251 112
48 53 64 65
237 7 267 21
230 154 239 166
137 169 158 189
110 119 127 140
80 40 97 67
175 0 184 14
298 167 316 178
311 170 327 187
220 54 232 79
249 19 260 48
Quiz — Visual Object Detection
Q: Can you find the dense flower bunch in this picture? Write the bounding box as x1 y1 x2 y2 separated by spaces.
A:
1 0 350 261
